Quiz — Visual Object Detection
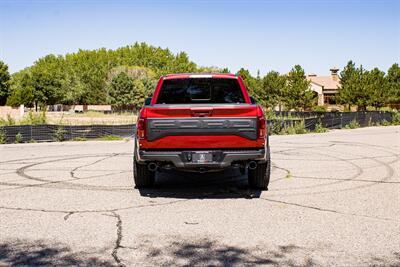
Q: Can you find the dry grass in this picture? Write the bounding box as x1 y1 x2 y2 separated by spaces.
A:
1 111 137 125
46 111 137 125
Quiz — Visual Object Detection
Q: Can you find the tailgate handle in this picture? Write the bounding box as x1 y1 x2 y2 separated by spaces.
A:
190 108 213 117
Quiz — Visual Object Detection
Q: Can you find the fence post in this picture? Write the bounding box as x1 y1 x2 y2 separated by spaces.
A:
340 113 343 128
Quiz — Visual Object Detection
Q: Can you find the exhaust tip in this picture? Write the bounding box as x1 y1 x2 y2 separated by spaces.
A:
147 162 158 172
248 161 257 170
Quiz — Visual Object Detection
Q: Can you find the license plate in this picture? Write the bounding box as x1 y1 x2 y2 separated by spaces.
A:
192 153 212 163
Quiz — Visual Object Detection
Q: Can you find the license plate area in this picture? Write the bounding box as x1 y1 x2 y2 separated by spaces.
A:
192 152 213 163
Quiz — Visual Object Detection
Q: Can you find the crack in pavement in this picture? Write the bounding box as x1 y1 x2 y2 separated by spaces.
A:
108 212 125 267
260 198 400 223
63 212 75 221
70 154 119 179
0 198 190 215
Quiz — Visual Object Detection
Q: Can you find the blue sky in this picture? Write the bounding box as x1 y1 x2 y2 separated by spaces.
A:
0 0 399 75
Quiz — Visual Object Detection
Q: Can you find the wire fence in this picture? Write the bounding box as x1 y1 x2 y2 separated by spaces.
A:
1 124 135 144
268 111 393 131
0 112 395 144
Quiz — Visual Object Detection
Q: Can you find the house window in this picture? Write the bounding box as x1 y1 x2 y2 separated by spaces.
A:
324 94 337 104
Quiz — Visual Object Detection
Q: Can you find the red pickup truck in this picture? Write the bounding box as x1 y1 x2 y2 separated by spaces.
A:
133 73 270 190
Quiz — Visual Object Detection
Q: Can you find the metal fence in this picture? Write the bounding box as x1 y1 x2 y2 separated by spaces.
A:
1 124 135 144
268 111 393 131
0 112 395 144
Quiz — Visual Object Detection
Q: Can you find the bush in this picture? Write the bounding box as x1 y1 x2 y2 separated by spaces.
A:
96 135 123 141
53 126 67 142
20 111 47 125
381 120 391 126
269 121 284 135
0 115 16 126
392 112 400 125
0 127 6 144
314 123 328 133
282 120 308 135
15 132 23 143
345 120 360 129
311 106 327 112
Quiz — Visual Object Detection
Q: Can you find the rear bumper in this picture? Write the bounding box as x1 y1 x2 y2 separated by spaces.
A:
136 148 267 169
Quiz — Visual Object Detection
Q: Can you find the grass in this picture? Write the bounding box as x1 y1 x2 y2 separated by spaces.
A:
0 127 6 144
314 122 328 133
0 110 137 126
344 120 360 129
93 135 124 141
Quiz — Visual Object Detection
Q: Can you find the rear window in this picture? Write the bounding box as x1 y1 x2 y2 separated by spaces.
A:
156 78 245 104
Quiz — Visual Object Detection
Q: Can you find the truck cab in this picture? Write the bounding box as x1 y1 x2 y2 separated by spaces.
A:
134 73 270 190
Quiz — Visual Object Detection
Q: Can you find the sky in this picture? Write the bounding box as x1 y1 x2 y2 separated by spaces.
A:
0 0 399 76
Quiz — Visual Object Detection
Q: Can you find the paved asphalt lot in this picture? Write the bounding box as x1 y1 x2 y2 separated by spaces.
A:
0 126 399 266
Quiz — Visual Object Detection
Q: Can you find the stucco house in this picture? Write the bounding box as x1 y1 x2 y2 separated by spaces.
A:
307 68 340 106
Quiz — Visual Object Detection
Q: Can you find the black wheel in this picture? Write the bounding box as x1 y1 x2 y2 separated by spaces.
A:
133 159 155 188
248 143 271 190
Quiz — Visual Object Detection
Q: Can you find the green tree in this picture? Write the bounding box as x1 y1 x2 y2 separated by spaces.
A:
107 66 156 110
338 61 358 110
365 68 387 110
285 65 313 111
236 68 262 101
108 72 135 109
6 68 35 107
261 71 287 111
0 61 11 105
29 55 67 108
338 61 372 111
387 63 400 104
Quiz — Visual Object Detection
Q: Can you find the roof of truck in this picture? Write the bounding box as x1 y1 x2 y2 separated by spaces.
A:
163 73 238 80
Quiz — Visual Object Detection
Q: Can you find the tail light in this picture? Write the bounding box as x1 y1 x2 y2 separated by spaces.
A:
258 116 266 138
137 118 146 138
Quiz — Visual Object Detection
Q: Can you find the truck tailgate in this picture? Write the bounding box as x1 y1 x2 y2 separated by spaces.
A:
139 104 264 149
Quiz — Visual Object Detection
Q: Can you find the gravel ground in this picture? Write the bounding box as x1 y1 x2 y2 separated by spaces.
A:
0 126 399 266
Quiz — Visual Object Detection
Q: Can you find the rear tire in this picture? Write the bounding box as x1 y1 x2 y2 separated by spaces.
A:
133 159 155 188
248 145 271 190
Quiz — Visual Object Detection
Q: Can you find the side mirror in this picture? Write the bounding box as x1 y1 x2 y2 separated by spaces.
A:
144 97 152 106
250 96 257 104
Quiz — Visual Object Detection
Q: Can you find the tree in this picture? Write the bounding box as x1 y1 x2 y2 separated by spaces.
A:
107 66 156 110
338 61 358 110
236 68 262 101
6 68 35 107
29 55 67 109
285 65 313 111
365 68 387 110
387 63 400 104
108 72 135 109
261 71 287 111
0 61 11 105
338 61 374 111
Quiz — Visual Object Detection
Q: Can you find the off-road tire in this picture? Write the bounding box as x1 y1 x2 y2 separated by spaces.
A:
248 140 271 190
133 159 155 188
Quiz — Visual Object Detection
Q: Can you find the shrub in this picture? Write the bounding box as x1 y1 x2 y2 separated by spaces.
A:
392 112 400 125
345 120 360 129
53 126 67 142
282 120 308 135
72 137 87 141
0 127 6 144
382 120 391 126
269 121 284 135
6 114 15 125
311 106 327 112
314 122 328 133
96 135 123 141
20 111 47 125
15 132 23 143
0 115 15 126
